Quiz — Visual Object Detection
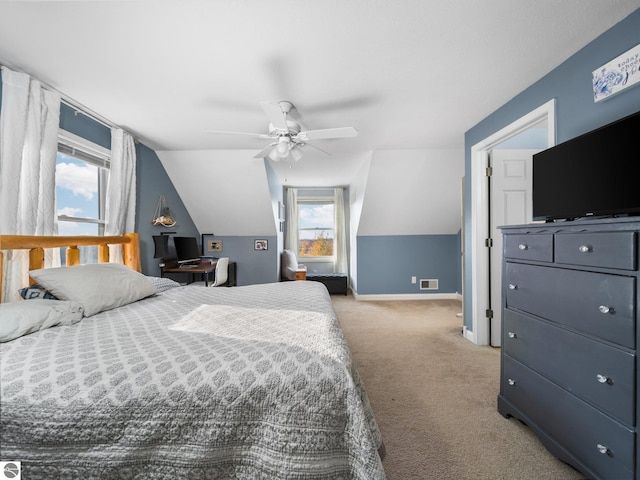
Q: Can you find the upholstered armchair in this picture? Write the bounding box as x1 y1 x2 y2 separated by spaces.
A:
281 249 307 281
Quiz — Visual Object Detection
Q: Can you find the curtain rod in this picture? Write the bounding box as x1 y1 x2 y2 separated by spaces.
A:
1 60 130 137
60 98 118 131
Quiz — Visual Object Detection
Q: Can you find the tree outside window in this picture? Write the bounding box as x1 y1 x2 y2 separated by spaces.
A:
298 202 334 258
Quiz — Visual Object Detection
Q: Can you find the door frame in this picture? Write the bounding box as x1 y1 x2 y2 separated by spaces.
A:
466 99 556 345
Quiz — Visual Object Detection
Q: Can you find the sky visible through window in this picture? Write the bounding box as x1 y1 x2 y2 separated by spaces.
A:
298 203 334 240
56 152 99 236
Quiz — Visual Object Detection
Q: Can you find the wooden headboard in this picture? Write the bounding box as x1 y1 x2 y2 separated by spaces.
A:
0 233 141 303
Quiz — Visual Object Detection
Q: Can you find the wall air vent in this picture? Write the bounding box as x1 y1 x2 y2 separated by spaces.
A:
420 279 439 290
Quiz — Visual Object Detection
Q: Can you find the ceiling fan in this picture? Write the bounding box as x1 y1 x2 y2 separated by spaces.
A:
207 101 358 162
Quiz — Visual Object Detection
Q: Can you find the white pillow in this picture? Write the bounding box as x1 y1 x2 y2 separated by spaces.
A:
0 300 83 342
30 263 156 317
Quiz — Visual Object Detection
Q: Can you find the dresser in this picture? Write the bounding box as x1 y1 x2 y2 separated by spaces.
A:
498 218 640 480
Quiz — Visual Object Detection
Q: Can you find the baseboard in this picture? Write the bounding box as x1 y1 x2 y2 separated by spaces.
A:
352 291 462 302
463 326 476 343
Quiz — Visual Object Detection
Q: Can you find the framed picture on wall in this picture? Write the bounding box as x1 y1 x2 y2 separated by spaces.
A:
278 201 285 221
208 240 223 252
254 239 268 250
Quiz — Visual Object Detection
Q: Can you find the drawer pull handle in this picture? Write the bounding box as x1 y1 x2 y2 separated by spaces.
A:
507 332 517 339
518 244 528 250
596 374 612 384
579 245 591 253
507 379 516 386
597 444 612 456
599 305 613 314
508 284 518 290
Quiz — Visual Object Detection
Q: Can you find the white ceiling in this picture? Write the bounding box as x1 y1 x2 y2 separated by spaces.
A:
0 1 638 185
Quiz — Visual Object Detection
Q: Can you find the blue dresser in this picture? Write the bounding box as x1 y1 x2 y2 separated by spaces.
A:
499 218 640 480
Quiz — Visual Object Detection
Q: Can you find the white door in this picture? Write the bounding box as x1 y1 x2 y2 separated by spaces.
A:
489 149 539 346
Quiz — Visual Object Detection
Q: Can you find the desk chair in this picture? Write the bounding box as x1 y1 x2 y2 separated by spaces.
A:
210 257 229 287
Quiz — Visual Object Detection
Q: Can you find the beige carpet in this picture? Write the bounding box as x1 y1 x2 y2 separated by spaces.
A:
331 295 585 480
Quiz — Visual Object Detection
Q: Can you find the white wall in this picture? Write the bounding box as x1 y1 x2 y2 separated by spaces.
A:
157 150 277 236
357 149 464 235
348 154 372 291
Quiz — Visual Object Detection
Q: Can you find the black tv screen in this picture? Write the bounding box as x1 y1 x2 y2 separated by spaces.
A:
532 110 640 222
173 236 201 264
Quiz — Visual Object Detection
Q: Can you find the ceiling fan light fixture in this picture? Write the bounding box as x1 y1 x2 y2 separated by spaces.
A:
276 137 290 156
268 148 281 161
290 146 303 162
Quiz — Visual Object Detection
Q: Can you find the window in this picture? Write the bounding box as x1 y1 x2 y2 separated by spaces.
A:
55 130 110 262
297 198 335 259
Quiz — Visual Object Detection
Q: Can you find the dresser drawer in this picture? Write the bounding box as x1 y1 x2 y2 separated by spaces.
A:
555 232 636 270
501 355 634 479
504 234 553 262
503 309 635 426
505 263 635 348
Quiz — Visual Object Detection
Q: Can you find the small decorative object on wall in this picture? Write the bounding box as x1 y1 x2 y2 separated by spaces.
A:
152 195 177 227
254 239 268 250
208 240 223 252
593 43 640 102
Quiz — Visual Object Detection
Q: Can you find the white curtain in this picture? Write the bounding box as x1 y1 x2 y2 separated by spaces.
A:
285 187 298 252
0 67 61 301
105 128 136 263
334 187 348 274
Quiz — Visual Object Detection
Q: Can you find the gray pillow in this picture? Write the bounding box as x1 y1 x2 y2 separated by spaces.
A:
0 300 83 342
30 263 156 317
147 276 181 293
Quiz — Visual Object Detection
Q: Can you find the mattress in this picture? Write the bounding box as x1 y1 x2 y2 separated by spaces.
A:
0 281 385 479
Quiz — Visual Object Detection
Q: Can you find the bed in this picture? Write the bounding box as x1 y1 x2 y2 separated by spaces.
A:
0 233 386 479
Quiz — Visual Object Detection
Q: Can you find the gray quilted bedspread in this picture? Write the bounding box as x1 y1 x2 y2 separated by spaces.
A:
0 281 385 479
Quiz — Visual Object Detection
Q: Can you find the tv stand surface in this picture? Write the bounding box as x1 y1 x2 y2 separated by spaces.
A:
545 213 640 223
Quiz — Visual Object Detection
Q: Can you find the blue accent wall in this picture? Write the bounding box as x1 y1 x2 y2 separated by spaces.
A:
357 234 459 295
463 8 640 331
136 143 199 275
493 128 548 149
202 234 277 286
59 103 111 149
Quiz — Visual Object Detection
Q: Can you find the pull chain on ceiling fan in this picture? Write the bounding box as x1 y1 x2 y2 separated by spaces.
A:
207 100 358 162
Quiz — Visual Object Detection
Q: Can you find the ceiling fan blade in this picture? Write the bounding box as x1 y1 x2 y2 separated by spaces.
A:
254 143 277 158
260 101 288 131
207 130 272 139
296 126 358 141
301 142 331 156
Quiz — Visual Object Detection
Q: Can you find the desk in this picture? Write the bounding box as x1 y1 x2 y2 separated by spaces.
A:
161 259 236 287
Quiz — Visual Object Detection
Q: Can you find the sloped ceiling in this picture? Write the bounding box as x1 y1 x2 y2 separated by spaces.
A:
0 1 637 187
156 150 276 236
358 150 464 235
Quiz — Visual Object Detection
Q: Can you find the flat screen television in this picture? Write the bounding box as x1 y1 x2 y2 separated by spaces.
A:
173 236 201 265
532 110 640 222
